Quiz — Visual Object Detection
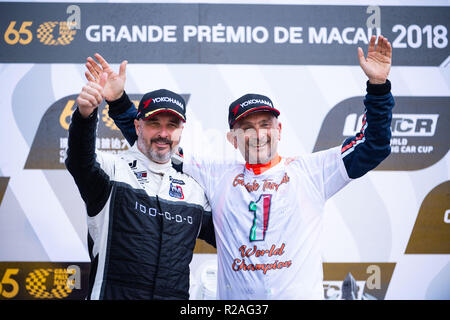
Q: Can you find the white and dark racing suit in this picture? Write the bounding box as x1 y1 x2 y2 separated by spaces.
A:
65 107 215 300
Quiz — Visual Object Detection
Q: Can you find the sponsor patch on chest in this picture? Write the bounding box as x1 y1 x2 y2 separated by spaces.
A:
169 176 185 199
128 160 149 184
134 171 148 184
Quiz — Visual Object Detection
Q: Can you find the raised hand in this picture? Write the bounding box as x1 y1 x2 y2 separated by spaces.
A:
358 35 392 84
85 53 127 101
76 73 107 118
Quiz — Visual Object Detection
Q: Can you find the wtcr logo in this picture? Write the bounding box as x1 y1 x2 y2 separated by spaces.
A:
343 113 439 137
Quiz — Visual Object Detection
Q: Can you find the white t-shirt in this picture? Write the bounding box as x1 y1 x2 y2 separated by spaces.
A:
183 146 352 300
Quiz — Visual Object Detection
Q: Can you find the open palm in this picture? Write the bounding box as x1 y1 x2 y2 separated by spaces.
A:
85 53 128 101
358 35 392 84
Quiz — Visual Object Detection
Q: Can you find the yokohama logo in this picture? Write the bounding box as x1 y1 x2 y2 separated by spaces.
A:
153 96 184 110
240 99 273 108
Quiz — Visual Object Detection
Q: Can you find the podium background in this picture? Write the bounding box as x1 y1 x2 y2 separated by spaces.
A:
0 0 449 300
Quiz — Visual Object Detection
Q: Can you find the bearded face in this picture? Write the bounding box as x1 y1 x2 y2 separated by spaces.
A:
135 113 183 164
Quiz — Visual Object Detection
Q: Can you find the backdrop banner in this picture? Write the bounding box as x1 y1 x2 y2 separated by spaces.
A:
0 2 449 65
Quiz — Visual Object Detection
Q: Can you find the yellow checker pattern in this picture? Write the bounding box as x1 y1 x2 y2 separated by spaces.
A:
36 21 77 46
25 268 72 299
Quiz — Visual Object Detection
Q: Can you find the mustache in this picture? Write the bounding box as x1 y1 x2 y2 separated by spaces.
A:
247 136 269 147
151 137 173 146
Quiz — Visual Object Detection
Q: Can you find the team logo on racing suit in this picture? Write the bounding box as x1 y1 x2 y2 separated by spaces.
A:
134 171 148 184
127 160 148 184
169 176 184 199
128 160 137 169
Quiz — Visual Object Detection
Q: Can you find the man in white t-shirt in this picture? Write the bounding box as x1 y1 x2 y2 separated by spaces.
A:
85 35 394 299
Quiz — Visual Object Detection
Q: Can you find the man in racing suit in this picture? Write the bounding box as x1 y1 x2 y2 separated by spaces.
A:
65 74 215 300
86 35 394 299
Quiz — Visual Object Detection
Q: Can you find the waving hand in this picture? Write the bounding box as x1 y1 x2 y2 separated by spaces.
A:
358 35 392 84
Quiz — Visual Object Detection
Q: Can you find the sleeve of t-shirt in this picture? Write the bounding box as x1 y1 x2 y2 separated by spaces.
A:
182 152 215 200
340 80 394 179
296 146 352 202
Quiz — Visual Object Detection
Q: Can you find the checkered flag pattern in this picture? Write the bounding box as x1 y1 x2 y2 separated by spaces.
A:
36 21 76 46
25 268 72 299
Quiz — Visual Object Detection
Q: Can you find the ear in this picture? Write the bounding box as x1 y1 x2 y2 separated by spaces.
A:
277 121 282 141
134 119 140 136
226 131 238 149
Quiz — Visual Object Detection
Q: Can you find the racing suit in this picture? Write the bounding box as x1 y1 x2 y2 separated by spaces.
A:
65 107 215 300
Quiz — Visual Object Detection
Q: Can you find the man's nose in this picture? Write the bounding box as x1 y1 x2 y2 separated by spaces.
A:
256 127 269 140
244 128 258 141
158 125 170 138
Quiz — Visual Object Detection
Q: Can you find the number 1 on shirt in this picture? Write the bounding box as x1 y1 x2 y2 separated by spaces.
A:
249 194 272 241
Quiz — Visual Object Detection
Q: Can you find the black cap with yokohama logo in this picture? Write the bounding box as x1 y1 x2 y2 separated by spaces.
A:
136 89 186 122
228 93 280 129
